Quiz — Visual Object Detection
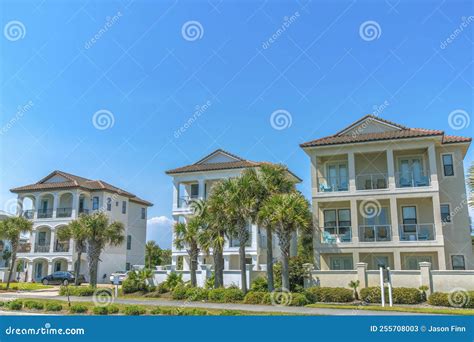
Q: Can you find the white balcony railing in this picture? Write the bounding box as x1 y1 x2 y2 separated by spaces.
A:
396 171 431 188
359 225 392 242
321 226 352 243
399 224 435 241
317 176 349 193
356 173 388 190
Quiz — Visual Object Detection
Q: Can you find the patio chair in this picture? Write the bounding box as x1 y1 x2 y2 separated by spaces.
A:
399 177 412 187
376 178 387 189
415 176 429 187
322 231 336 244
319 183 332 192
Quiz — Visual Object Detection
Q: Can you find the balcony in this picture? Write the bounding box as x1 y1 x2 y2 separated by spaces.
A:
356 173 388 191
177 195 199 209
37 209 53 219
54 241 70 253
56 207 72 218
396 171 431 188
317 176 349 193
34 243 50 253
359 225 392 242
22 210 34 219
18 243 31 253
399 224 435 241
321 226 352 243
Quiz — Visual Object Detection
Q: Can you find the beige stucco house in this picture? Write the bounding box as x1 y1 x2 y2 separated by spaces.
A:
301 115 473 271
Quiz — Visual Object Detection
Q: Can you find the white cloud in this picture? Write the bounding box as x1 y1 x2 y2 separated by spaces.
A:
146 216 173 249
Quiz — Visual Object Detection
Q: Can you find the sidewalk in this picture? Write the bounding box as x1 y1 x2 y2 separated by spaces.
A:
0 292 428 316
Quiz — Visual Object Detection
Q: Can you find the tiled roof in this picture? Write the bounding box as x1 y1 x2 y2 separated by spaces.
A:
10 170 153 206
300 114 471 148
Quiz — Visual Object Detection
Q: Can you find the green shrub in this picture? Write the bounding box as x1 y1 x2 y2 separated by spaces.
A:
428 292 450 307
172 285 188 300
159 308 173 315
305 287 354 303
156 282 170 294
262 293 273 305
7 300 23 310
122 305 146 316
185 287 209 301
243 291 266 305
250 277 268 292
290 293 308 306
163 272 184 291
93 306 109 315
0 301 5 307
69 304 88 314
223 288 244 303
150 307 162 315
107 305 120 314
360 287 422 304
205 273 215 289
174 308 208 316
273 256 307 291
45 303 63 312
59 286 96 296
208 288 226 303
219 309 242 316
23 300 44 310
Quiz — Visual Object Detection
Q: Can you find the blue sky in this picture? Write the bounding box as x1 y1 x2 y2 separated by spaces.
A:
0 0 472 248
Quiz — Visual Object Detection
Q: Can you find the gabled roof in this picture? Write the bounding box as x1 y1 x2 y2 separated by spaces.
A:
165 149 302 182
10 170 153 206
300 114 471 148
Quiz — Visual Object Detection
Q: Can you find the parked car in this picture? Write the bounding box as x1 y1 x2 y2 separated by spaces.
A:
109 271 129 284
41 271 85 285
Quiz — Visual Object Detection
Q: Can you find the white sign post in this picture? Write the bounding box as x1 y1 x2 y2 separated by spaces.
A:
113 275 120 297
379 265 393 308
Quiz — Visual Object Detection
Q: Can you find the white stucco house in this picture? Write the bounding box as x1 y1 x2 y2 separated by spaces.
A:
300 114 473 271
165 149 300 273
10 170 153 283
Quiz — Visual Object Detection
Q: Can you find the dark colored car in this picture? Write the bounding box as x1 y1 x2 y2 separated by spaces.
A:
41 271 86 285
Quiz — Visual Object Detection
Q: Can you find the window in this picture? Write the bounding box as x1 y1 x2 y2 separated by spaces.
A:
127 235 132 250
122 201 127 214
106 198 112 211
323 209 351 241
451 255 465 270
125 263 131 271
229 224 252 247
329 256 353 270
442 154 454 176
404 256 432 270
402 206 417 225
440 204 451 223
326 163 348 191
141 208 146 219
92 197 99 210
190 183 199 199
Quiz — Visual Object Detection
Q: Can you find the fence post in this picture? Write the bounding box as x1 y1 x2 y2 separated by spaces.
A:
356 262 368 288
419 262 432 295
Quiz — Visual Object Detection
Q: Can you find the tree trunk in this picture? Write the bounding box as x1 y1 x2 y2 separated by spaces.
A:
189 245 198 287
266 228 274 291
74 249 82 286
239 243 247 293
6 249 16 290
214 248 224 288
87 242 100 288
279 230 291 291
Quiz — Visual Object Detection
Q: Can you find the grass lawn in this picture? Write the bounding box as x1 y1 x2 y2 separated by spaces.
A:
0 283 53 291
0 298 299 316
306 303 474 316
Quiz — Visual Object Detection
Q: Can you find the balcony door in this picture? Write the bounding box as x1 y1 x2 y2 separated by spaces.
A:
323 209 351 241
326 163 348 191
190 183 199 200
399 157 423 185
401 206 417 240
38 231 47 246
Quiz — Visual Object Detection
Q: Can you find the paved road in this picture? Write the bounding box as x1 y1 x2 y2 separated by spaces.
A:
0 292 428 316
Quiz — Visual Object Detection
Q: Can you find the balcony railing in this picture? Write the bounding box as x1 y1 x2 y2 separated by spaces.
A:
399 224 435 241
34 243 50 253
18 243 31 253
56 207 73 218
318 176 349 193
177 195 199 208
37 209 53 219
22 210 34 219
396 171 431 188
321 226 352 243
356 173 388 190
54 241 70 253
359 225 392 242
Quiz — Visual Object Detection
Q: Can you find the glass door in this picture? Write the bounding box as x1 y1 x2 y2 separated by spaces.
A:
402 206 417 240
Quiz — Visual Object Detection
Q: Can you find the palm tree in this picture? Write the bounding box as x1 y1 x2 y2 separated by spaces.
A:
0 216 33 289
57 219 88 286
259 191 311 290
82 212 125 287
255 164 296 291
174 216 203 287
348 280 360 300
145 241 162 269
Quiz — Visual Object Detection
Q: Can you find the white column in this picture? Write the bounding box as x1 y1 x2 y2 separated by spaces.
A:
172 181 179 209
251 255 258 271
348 151 356 193
313 200 321 269
47 262 53 275
394 250 401 270
27 262 34 282
311 154 319 197
427 143 438 189
198 179 205 200
34 196 41 219
431 194 443 241
350 199 358 243
53 193 59 218
389 196 399 242
31 230 37 253
72 192 80 218
49 229 55 253
224 255 230 270
386 147 396 190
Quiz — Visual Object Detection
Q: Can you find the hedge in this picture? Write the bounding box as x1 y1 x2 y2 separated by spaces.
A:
305 287 354 303
7 300 23 310
289 293 309 306
45 303 63 312
59 286 94 296
428 291 474 308
69 304 88 314
244 291 267 305
185 287 209 301
122 305 146 316
92 306 109 315
23 300 44 310
171 285 187 300
360 287 422 304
